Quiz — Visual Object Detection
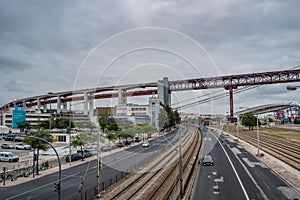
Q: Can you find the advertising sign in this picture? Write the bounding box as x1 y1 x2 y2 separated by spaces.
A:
12 107 26 128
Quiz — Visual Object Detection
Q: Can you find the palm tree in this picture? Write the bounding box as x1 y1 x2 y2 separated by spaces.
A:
23 129 54 175
71 132 92 160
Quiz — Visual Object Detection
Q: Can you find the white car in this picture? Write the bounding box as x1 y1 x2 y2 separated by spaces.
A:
142 141 150 147
15 143 31 150
0 152 19 162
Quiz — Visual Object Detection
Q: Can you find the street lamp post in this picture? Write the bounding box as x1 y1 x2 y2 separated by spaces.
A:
95 123 102 198
256 114 260 156
287 85 300 91
28 136 62 200
68 102 72 166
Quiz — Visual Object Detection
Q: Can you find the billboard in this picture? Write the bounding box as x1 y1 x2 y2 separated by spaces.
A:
12 107 26 128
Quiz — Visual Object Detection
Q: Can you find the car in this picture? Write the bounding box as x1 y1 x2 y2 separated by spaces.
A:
77 150 93 158
124 140 132 145
4 134 16 141
1 143 15 149
116 142 125 148
15 143 31 150
134 137 141 142
65 153 83 162
0 152 19 162
142 141 150 147
202 155 214 166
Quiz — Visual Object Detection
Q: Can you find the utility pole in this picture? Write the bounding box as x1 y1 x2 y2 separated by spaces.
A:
257 115 260 156
68 102 72 166
95 124 102 198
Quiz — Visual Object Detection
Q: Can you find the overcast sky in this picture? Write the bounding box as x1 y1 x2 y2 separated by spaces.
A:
1 0 300 114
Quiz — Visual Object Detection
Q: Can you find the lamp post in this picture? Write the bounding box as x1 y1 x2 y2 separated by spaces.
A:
287 86 300 123
95 123 102 198
226 112 229 133
287 85 300 91
256 114 260 156
68 102 72 166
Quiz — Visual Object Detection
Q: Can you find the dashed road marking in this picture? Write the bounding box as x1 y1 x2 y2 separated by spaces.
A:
242 158 267 168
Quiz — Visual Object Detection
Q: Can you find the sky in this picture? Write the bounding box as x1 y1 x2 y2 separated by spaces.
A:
1 0 300 115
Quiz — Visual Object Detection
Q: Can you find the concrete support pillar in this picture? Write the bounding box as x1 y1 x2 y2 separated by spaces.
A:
42 104 47 111
89 99 94 118
118 89 127 105
62 102 67 111
23 101 26 108
84 92 88 115
57 96 62 113
37 99 41 112
229 87 234 123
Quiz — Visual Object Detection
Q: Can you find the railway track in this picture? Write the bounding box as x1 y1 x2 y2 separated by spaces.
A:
100 126 201 199
223 126 300 171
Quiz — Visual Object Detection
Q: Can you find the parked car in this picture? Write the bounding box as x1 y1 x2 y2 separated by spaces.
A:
4 134 15 141
134 137 141 142
1 143 15 149
65 153 83 162
124 140 132 145
0 152 19 162
142 141 150 147
202 155 214 166
77 150 93 158
15 143 31 150
116 142 124 148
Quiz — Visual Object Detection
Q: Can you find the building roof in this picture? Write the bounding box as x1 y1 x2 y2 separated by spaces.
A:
237 103 299 116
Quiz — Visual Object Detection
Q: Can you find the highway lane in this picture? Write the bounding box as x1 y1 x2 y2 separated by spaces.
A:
219 129 300 200
0 128 185 200
192 127 300 200
192 127 256 200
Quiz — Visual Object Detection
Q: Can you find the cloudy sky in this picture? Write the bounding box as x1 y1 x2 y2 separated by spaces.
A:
1 0 300 114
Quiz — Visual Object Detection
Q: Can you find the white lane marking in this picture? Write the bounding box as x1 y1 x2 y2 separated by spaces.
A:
214 177 224 183
212 171 217 176
242 158 267 168
231 147 242 155
216 132 268 200
278 186 300 199
211 133 250 200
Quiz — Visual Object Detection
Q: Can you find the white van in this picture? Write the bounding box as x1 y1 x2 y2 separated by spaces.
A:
0 152 19 162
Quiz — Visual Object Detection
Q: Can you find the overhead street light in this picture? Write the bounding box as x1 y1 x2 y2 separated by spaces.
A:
286 85 300 91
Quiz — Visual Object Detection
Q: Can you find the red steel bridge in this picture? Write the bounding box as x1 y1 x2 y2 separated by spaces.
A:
2 68 300 122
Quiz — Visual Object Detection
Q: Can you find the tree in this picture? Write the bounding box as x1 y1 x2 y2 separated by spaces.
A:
17 121 32 134
98 110 120 132
242 113 260 130
23 129 54 175
38 120 50 130
71 132 91 161
52 118 74 129
158 104 181 132
106 132 117 146
74 121 97 130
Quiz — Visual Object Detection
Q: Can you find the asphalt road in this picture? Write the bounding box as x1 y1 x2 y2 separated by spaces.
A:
0 128 184 200
192 127 300 200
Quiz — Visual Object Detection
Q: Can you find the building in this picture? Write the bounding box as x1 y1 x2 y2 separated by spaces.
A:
97 107 116 116
149 96 160 130
116 103 149 117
